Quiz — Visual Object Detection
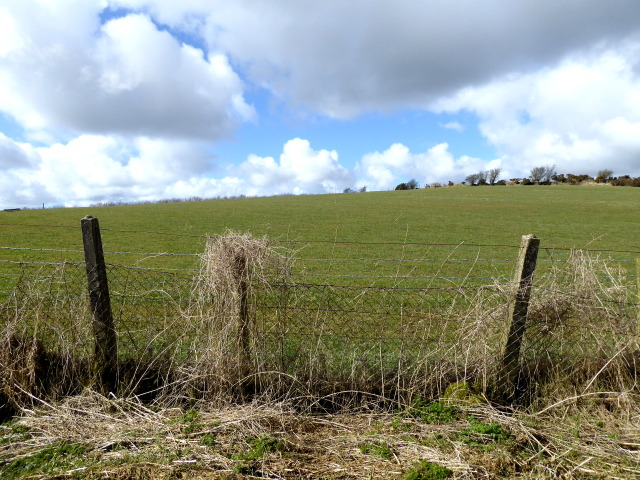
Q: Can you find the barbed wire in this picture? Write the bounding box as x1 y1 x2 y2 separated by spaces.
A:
0 246 199 257
2 222 640 254
288 272 509 282
0 259 85 267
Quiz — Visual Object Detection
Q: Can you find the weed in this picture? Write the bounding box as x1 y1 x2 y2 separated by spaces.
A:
232 435 286 474
359 441 394 460
403 460 453 480
405 398 460 424
171 408 201 434
392 417 413 432
457 419 511 446
172 408 198 424
2 441 92 480
199 433 216 447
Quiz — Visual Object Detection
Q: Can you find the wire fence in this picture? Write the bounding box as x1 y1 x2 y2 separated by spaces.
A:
1 222 639 408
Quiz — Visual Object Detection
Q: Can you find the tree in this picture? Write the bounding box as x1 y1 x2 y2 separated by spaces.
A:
407 178 420 189
529 165 556 184
596 169 613 183
544 165 557 183
529 166 546 183
488 168 501 185
395 182 408 190
359 186 367 192
465 173 481 186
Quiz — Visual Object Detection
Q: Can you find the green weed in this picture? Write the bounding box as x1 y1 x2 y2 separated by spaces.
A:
457 419 511 446
403 460 453 480
1 441 92 480
232 435 286 474
170 408 201 434
405 398 460 424
199 433 216 447
359 441 395 460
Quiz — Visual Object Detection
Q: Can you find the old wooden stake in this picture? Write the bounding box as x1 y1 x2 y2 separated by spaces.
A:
81 216 118 395
493 234 540 402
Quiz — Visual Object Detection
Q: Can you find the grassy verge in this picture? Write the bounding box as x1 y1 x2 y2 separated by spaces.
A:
2 391 639 479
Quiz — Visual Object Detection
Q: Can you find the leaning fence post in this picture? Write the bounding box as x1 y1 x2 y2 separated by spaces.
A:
81 216 118 395
492 234 540 402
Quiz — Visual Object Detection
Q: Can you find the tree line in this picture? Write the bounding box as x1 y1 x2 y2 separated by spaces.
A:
393 166 640 189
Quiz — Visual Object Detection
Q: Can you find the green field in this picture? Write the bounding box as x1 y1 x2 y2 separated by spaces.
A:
1 185 638 413
1 185 638 290
2 184 639 250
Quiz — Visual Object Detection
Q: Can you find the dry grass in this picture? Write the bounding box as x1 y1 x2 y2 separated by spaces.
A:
2 391 640 479
1 234 639 478
1 235 637 411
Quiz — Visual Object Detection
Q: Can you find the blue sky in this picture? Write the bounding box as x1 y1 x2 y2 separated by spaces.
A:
1 0 640 207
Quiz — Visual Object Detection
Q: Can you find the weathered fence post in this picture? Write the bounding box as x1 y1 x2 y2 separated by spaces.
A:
492 234 540 402
637 259 640 324
81 216 118 395
234 251 251 377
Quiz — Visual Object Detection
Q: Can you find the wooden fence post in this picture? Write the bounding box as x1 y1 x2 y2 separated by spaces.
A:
234 251 251 377
81 216 118 395
636 259 640 334
492 234 540 402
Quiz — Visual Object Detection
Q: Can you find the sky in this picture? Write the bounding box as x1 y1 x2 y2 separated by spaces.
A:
1 0 640 208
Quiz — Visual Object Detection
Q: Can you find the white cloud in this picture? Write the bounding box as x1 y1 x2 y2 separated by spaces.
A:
433 44 640 177
0 135 356 205
357 143 488 190
0 134 215 205
440 122 464 132
236 138 354 195
197 0 640 118
0 2 252 141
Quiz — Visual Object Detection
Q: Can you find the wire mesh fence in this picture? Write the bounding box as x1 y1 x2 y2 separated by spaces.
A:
1 226 639 410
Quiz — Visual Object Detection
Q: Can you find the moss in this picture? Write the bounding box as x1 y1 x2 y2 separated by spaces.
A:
442 381 483 406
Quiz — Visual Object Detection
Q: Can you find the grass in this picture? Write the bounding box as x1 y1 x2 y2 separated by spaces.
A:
1 185 638 272
1 441 93 480
1 186 639 477
403 460 453 480
1 213 636 412
2 392 639 479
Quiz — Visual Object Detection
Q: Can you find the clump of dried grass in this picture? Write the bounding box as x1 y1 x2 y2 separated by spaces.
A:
164 231 291 405
0 263 91 419
519 249 638 405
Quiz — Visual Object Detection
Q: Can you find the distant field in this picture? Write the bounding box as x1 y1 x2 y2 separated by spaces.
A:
1 185 639 293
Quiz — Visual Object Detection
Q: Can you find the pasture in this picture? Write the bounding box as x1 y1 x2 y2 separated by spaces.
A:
1 184 638 287
1 185 640 479
2 184 639 252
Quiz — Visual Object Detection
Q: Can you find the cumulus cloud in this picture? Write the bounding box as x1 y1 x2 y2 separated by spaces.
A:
433 44 640 177
0 1 252 141
0 135 356 206
236 138 354 195
358 143 488 190
196 0 640 118
0 134 215 206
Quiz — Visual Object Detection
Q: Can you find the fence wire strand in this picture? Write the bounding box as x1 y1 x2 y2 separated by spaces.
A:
1 232 638 407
